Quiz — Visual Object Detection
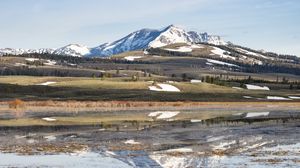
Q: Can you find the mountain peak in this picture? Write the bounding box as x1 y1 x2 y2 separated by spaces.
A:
54 44 90 57
163 24 183 31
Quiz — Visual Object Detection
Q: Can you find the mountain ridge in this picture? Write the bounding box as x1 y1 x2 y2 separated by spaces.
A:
0 25 226 57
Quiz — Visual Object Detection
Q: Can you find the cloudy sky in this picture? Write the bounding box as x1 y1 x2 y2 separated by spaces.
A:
0 0 299 56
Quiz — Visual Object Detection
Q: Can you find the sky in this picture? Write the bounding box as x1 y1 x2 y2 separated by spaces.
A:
0 0 299 56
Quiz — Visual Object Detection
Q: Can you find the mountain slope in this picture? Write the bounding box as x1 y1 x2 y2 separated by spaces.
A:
90 28 161 56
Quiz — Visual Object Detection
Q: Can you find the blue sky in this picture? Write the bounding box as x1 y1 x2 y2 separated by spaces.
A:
0 0 299 56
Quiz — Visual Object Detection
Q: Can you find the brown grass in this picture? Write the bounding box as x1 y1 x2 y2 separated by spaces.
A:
19 100 300 109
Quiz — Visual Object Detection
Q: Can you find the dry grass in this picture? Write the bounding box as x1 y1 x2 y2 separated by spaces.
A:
2 100 300 109
112 50 145 58
57 80 149 90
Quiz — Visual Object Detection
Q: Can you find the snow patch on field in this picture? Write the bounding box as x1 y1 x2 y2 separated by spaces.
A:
42 117 57 122
245 84 270 90
289 96 300 99
166 80 177 84
245 112 269 118
25 58 39 62
165 148 193 153
190 79 202 83
44 135 56 141
37 81 57 86
124 139 141 145
149 83 180 92
124 56 143 61
44 60 56 66
207 59 238 67
148 111 180 119
14 63 27 66
190 119 202 123
266 96 291 100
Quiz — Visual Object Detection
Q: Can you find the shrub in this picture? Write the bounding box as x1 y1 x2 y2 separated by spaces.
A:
8 99 25 109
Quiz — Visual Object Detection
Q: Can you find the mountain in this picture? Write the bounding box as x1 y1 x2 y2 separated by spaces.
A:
90 25 226 57
0 48 55 56
0 44 90 57
0 25 225 57
54 44 90 57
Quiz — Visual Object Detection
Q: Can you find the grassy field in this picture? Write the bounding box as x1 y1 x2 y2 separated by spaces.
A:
0 76 299 101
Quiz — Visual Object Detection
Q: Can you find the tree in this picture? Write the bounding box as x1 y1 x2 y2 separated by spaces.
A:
289 84 294 90
282 77 289 84
247 75 252 82
131 75 138 81
182 73 188 81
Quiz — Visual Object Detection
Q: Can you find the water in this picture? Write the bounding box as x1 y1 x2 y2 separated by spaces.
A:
0 152 132 168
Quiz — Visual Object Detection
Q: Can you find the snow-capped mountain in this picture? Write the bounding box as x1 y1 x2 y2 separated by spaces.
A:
0 25 226 57
90 28 161 56
54 44 90 57
91 25 226 56
0 48 55 56
0 44 89 57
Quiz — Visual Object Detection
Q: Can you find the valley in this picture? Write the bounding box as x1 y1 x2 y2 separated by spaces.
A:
0 25 300 168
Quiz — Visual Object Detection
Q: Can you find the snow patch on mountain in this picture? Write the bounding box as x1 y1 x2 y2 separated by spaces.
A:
164 44 203 53
210 47 235 60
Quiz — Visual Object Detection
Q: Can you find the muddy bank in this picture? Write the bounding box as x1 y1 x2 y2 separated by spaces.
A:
0 118 299 167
